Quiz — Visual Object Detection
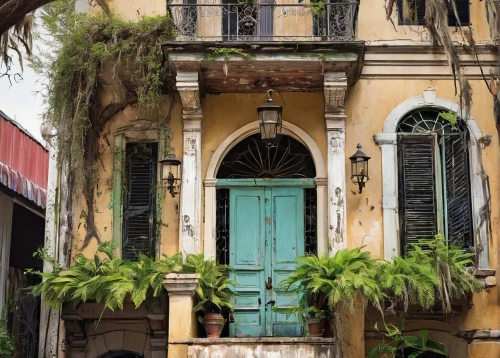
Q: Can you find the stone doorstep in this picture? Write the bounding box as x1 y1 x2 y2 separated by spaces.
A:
170 337 337 345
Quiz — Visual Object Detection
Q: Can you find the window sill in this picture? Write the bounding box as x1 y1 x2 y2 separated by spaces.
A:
474 269 496 287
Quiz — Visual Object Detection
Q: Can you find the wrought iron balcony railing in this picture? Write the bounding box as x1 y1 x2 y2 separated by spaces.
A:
167 1 358 42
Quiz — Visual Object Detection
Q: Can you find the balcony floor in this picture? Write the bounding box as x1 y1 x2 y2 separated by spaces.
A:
162 41 364 93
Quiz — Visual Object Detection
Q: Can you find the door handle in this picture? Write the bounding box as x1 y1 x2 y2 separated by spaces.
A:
266 300 276 306
265 277 273 290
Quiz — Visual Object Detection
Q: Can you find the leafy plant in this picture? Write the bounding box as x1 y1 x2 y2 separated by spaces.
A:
205 47 251 62
183 254 237 314
375 255 438 313
408 235 483 313
30 242 184 311
307 0 326 17
368 320 446 358
438 111 459 131
0 317 14 358
280 247 384 350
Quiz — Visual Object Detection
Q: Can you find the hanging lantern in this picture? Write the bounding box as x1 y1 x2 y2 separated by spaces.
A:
159 153 182 197
349 144 371 194
257 89 282 143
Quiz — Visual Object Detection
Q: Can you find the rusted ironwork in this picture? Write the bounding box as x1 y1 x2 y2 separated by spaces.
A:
217 134 315 179
216 188 230 265
12 288 40 358
168 1 358 42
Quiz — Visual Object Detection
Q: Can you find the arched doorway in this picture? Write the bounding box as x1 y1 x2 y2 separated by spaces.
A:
215 133 317 338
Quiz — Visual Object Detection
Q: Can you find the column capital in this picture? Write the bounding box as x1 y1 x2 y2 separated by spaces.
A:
326 115 346 131
324 72 348 115
204 178 217 187
163 273 200 297
177 71 201 115
183 116 202 131
315 177 328 187
374 133 397 146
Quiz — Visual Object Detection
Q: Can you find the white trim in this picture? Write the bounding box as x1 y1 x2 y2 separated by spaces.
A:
377 94 490 269
204 121 327 259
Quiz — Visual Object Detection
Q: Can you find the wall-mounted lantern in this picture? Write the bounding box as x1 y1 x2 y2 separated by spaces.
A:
349 144 370 194
257 89 282 144
160 153 181 197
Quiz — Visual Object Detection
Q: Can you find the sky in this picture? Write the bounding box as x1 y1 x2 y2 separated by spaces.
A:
0 61 46 142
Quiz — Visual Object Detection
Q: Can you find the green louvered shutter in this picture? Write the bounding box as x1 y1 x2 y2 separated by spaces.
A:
444 133 473 248
123 143 158 260
398 135 438 254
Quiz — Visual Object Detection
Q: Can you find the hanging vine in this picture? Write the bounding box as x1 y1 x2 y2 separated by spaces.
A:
35 0 176 252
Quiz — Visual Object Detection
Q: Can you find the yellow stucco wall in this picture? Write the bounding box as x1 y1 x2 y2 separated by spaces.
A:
72 78 499 331
357 0 492 42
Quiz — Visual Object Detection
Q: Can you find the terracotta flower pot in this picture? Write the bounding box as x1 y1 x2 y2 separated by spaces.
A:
203 313 225 338
307 318 326 337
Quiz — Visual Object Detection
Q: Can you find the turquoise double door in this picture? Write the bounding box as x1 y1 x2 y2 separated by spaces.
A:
228 186 305 337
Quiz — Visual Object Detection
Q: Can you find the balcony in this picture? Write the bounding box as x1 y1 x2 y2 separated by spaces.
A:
167 0 358 42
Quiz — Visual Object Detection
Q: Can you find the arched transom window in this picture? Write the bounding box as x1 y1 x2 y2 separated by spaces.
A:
397 109 472 254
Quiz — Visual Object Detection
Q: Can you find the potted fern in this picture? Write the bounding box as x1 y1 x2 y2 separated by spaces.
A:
281 248 384 350
375 235 483 315
183 254 236 338
30 242 184 311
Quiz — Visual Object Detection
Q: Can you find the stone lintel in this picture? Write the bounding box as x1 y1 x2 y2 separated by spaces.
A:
374 132 397 145
163 273 200 296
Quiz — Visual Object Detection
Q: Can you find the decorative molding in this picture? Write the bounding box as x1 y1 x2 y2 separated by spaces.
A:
203 120 327 257
362 43 497 80
163 273 200 297
324 72 348 114
177 71 203 256
177 71 201 114
324 73 348 254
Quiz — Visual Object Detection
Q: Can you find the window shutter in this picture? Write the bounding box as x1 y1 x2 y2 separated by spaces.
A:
444 133 473 248
448 0 470 26
123 143 158 260
397 0 470 26
398 135 438 253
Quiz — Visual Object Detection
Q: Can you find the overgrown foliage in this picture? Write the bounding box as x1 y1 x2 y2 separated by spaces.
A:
409 235 483 313
0 318 14 358
281 236 482 354
368 319 446 358
30 243 236 317
33 0 176 251
385 0 479 119
183 254 237 314
30 242 184 311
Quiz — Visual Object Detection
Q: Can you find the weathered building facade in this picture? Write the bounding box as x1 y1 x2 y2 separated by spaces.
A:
43 0 500 357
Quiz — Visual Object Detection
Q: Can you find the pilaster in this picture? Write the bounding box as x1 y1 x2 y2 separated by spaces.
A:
177 71 203 256
374 133 399 260
324 72 348 254
164 273 200 357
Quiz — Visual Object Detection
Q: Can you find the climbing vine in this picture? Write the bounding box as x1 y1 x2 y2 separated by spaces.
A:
34 0 176 252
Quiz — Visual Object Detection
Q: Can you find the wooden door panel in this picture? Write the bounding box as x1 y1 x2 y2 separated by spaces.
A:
229 188 266 337
271 188 304 337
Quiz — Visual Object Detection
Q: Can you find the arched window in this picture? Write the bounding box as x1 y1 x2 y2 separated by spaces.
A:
397 109 473 254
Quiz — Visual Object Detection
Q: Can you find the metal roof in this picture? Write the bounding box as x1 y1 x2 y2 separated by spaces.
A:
0 111 48 208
